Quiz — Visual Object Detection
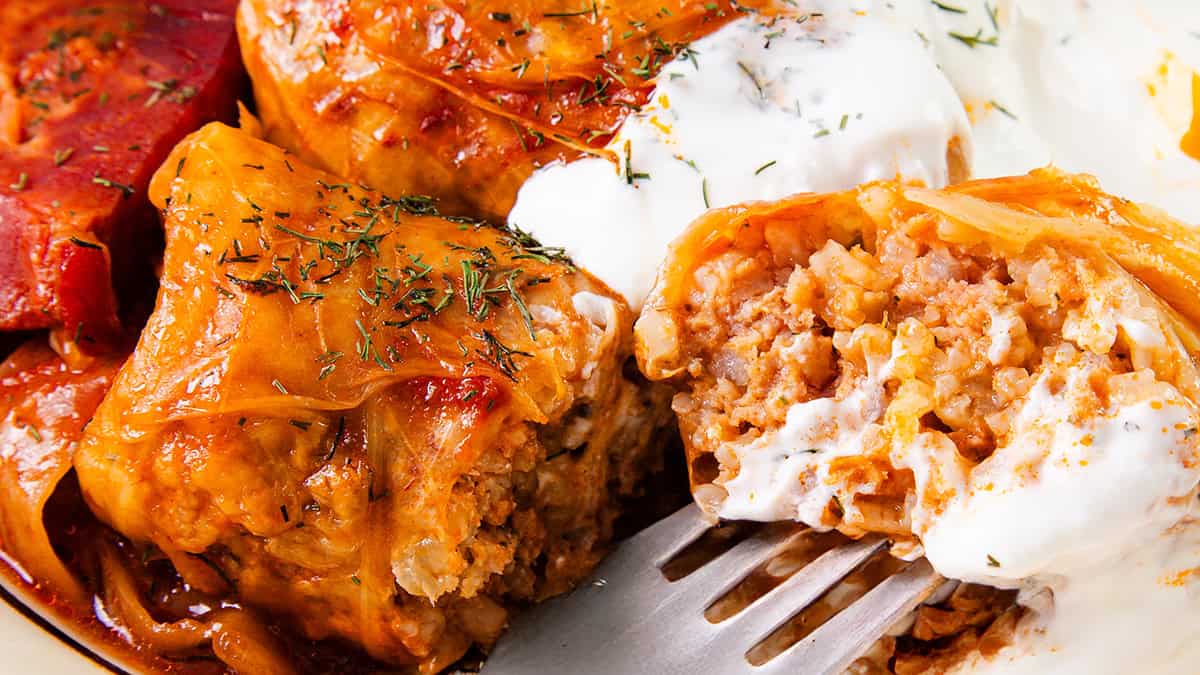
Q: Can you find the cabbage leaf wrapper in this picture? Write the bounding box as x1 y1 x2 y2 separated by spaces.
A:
76 122 669 668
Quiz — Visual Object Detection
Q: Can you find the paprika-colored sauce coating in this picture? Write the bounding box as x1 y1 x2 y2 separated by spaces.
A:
0 0 242 344
237 0 766 219
71 122 671 670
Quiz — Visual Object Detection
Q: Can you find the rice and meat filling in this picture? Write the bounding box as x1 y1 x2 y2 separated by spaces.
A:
651 182 1184 544
636 170 1200 671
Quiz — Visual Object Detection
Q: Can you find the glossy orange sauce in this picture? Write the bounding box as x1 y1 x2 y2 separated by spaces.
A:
1179 73 1200 161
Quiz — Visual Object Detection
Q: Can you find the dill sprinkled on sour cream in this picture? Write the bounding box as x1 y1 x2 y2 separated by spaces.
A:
990 99 1017 119
930 1 967 14
948 28 998 48
509 6 970 310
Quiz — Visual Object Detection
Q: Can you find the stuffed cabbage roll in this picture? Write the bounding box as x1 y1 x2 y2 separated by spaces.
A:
236 0 761 220
0 340 121 607
74 122 669 669
635 169 1200 671
0 0 242 344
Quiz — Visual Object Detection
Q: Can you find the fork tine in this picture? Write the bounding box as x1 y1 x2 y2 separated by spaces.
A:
720 536 886 644
759 558 943 675
681 526 795 606
639 503 713 568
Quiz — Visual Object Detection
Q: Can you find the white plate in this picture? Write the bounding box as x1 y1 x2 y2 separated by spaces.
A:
0 568 129 674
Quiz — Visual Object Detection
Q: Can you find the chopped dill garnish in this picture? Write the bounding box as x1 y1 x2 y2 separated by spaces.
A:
92 174 134 197
325 416 346 460
990 99 1017 119
69 236 102 249
737 61 765 99
930 0 966 13
544 3 596 19
948 29 998 48
475 330 532 381
623 140 650 184
505 273 537 340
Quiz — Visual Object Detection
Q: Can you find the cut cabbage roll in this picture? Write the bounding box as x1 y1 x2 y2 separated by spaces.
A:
236 0 761 220
634 168 1200 670
74 122 669 668
637 167 1200 544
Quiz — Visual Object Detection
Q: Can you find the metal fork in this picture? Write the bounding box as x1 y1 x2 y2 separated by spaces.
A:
482 504 944 675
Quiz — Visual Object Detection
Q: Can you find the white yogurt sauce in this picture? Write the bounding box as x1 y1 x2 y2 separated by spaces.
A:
718 312 1200 674
508 9 970 309
717 378 886 523
985 307 1020 366
511 1 1200 311
885 0 1200 223
917 368 1200 675
506 2 1200 670
718 323 912 526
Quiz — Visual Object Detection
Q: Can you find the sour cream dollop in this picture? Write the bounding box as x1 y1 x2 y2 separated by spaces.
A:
508 9 970 309
890 0 1200 224
917 369 1200 675
719 314 1200 674
509 2 1200 671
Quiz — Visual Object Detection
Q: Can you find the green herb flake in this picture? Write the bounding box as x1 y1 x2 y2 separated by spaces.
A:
931 0 967 13
53 147 75 166
948 29 998 48
69 236 102 249
92 174 134 197
990 99 1017 119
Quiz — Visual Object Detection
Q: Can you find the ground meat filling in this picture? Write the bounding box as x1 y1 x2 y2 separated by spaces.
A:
677 224 1143 539
665 224 1159 672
